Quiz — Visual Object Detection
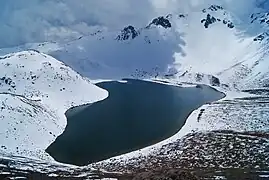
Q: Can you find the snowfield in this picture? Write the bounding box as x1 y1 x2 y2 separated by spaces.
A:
0 2 268 179
0 50 108 160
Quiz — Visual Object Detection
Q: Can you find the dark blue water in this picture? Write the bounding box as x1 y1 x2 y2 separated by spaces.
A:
46 79 225 166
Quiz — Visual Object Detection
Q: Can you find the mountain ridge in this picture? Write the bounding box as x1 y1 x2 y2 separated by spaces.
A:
0 50 108 160
0 4 267 90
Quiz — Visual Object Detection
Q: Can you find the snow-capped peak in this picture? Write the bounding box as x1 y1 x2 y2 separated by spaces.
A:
116 25 140 41
0 4 269 90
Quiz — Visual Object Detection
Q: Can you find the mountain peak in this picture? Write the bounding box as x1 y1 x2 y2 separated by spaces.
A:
147 16 172 29
201 5 234 29
115 16 173 41
202 5 224 13
116 25 139 41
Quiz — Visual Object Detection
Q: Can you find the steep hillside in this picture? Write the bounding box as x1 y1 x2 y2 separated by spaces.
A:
0 50 108 159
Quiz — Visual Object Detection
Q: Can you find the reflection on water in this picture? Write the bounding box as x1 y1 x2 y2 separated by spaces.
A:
46 79 224 166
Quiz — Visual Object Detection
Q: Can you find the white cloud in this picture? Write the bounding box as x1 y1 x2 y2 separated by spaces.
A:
0 0 267 83
0 0 156 48
0 0 264 48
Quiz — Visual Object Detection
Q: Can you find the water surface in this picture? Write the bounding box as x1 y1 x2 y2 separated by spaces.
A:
46 79 224 165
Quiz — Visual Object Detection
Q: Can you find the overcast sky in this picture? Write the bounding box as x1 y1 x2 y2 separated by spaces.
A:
0 0 265 48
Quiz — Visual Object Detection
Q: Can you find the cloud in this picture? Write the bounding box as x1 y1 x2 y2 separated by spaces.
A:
0 0 263 48
0 0 157 48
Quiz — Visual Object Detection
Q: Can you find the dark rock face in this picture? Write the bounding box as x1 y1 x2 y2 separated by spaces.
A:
227 22 235 28
148 16 172 29
202 5 224 13
115 15 173 43
194 73 221 87
201 14 217 28
201 14 234 29
251 12 269 24
254 33 268 41
195 73 204 82
201 5 234 29
0 76 16 89
209 75 221 86
116 25 139 41
250 12 269 41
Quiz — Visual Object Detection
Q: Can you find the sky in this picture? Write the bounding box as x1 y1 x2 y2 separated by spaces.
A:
0 0 264 48
0 0 268 82
0 0 155 47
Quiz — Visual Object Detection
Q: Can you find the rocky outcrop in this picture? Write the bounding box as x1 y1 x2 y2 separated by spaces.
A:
201 5 234 29
147 16 172 29
251 12 269 41
116 25 139 41
202 5 224 12
116 16 172 42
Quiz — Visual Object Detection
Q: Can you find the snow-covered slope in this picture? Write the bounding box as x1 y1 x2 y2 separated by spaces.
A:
1 3 268 159
0 2 268 178
1 3 268 90
0 50 108 159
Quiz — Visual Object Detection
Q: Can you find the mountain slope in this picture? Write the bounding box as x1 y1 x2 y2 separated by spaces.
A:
1 4 268 160
0 50 108 159
0 2 268 179
0 4 268 90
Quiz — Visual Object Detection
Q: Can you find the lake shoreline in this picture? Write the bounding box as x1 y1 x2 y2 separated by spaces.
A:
46 78 225 166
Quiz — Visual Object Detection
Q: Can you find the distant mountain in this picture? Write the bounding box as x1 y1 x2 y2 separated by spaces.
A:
1 4 269 89
201 5 234 29
0 2 269 178
38 5 269 90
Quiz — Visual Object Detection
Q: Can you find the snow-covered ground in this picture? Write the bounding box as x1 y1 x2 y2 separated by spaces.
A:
0 50 108 160
90 89 251 164
0 2 268 177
